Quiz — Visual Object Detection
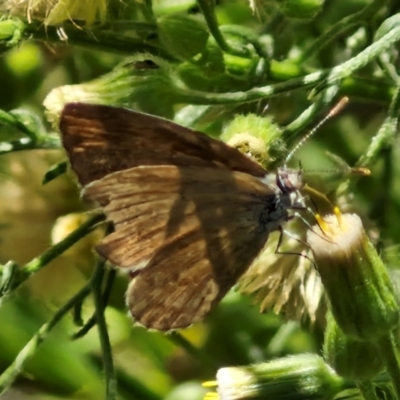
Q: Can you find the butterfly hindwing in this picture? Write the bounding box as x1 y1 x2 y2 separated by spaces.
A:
83 165 284 329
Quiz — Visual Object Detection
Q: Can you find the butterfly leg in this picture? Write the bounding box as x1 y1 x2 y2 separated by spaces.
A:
274 225 315 266
293 210 336 244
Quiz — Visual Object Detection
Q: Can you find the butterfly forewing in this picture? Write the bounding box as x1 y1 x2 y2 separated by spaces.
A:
83 165 285 329
60 103 267 185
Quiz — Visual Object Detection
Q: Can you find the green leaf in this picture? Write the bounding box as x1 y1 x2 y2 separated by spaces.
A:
157 15 209 60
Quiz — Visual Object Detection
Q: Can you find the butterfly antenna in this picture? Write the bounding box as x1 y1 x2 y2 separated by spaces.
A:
284 97 349 168
302 167 371 176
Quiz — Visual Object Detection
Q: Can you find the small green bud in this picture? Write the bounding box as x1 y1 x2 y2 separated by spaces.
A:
205 354 346 400
221 114 284 168
51 213 104 258
323 311 384 380
275 0 324 20
44 55 182 126
0 18 25 50
157 15 209 60
307 213 399 341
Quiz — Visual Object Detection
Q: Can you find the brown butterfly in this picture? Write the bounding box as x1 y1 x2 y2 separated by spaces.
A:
60 103 306 330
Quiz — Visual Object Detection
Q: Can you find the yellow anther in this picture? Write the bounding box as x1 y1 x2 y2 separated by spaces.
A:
334 206 343 229
204 393 220 400
202 381 218 388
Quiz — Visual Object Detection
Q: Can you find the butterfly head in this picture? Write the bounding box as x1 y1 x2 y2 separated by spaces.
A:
276 167 306 210
276 167 302 193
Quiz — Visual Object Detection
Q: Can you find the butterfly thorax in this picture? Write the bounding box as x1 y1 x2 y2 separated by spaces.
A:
257 167 305 233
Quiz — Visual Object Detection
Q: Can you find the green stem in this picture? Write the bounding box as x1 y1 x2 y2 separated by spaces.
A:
92 261 117 400
300 0 387 60
0 108 58 146
356 380 380 400
0 137 60 154
378 53 400 84
340 76 392 105
0 282 92 394
0 109 37 140
25 22 174 59
100 21 157 32
337 80 400 199
175 73 323 104
173 24 400 105
376 333 400 399
72 269 116 340
196 0 249 57
282 85 339 141
357 82 400 167
73 298 84 326
0 213 105 301
220 25 267 59
23 213 105 275
0 262 18 298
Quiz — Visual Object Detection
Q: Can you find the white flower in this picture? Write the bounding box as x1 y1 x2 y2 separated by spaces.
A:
238 218 325 324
